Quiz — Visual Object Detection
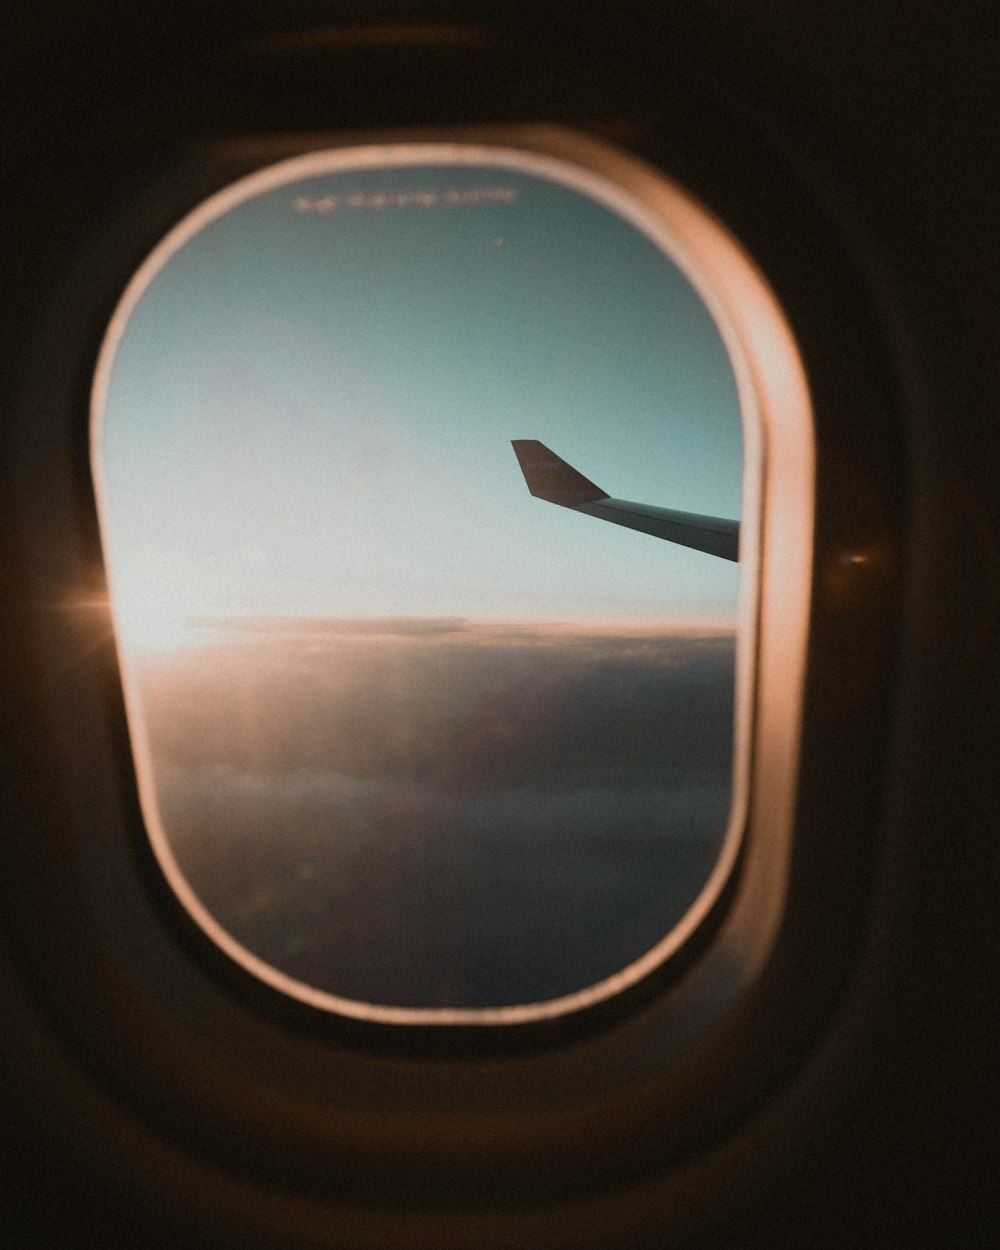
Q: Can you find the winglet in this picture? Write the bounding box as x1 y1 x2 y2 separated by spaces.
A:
511 440 608 506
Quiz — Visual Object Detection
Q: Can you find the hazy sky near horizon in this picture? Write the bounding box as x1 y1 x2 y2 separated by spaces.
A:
95 151 744 648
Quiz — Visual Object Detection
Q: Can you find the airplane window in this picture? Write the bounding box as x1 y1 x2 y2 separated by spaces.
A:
91 138 758 1024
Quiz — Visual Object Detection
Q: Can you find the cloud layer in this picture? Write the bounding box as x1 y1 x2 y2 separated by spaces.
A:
135 619 737 1007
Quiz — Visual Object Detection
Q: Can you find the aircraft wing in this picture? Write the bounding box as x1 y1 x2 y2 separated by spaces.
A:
511 440 740 562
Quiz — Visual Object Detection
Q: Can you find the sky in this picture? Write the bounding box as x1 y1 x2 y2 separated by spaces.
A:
95 148 744 648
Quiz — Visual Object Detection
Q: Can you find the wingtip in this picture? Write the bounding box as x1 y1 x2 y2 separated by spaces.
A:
510 440 608 506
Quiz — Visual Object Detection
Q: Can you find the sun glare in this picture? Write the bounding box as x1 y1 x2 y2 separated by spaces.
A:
110 582 201 654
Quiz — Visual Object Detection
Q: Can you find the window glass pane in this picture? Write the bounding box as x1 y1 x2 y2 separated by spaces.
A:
92 141 748 1022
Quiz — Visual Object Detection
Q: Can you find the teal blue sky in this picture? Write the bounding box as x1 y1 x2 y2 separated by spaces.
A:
97 156 744 646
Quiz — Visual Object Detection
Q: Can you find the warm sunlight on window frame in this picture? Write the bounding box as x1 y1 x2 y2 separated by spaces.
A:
90 127 813 1027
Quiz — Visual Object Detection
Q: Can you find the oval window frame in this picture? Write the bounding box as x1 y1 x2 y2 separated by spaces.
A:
89 126 812 1027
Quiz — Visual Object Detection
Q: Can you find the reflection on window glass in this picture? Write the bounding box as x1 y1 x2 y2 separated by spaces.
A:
92 139 748 1022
